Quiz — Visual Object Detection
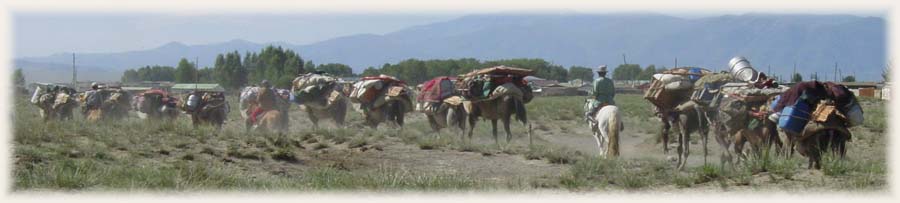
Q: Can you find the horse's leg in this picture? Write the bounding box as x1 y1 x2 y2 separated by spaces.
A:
680 119 691 170
308 110 320 130
713 123 732 169
503 116 512 143
491 119 499 146
699 110 710 165
591 123 605 157
467 114 477 139
661 115 671 154
427 115 438 133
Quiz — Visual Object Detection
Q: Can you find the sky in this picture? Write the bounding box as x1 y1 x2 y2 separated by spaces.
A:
12 10 885 58
12 13 461 57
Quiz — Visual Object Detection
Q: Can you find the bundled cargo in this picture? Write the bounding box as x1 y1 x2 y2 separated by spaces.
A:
644 67 713 109
460 65 534 78
416 76 459 115
350 79 385 104
293 73 337 92
239 86 258 111
292 73 339 105
653 74 693 90
778 99 812 134
458 66 534 103
417 76 457 103
729 56 759 83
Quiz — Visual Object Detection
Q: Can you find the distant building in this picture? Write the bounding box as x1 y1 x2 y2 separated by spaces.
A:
170 83 225 94
525 76 560 87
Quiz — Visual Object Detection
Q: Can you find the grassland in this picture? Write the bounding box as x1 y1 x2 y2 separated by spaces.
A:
10 93 887 192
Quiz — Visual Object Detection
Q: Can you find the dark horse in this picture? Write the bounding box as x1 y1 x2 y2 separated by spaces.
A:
464 81 531 145
293 83 348 129
188 92 229 129
425 100 467 135
363 98 408 128
654 89 708 170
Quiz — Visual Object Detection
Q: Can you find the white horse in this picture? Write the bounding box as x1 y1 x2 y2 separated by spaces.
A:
587 105 624 158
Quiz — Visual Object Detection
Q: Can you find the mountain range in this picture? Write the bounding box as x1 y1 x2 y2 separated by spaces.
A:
16 13 886 83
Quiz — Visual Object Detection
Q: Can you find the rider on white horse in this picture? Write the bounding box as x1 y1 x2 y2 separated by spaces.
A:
585 65 615 119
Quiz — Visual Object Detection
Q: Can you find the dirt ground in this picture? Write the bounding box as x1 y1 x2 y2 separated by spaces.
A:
13 94 887 191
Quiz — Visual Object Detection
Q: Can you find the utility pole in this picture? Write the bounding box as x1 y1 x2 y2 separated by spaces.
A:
834 62 838 82
195 56 199 92
72 53 77 91
622 54 627 65
792 62 797 82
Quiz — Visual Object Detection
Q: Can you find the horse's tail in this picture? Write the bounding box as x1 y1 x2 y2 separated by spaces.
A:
513 97 528 124
607 107 621 157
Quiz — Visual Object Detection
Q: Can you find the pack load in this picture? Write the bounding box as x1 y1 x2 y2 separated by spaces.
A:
457 66 534 103
84 89 104 108
30 86 43 104
293 73 338 93
350 74 402 104
690 73 734 107
416 76 459 114
139 89 170 114
417 76 457 103
772 81 862 133
644 67 711 109
181 91 227 113
729 56 759 83
778 98 812 134
350 74 414 112
239 86 258 111
378 85 414 113
292 74 342 109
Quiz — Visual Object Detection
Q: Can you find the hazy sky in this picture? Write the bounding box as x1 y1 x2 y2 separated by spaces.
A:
13 10 884 58
13 13 461 57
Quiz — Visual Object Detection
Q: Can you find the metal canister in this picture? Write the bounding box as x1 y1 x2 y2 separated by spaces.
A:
729 56 758 82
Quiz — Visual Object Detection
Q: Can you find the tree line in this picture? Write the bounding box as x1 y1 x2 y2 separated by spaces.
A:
120 46 606 89
360 58 599 85
124 46 873 90
121 46 354 89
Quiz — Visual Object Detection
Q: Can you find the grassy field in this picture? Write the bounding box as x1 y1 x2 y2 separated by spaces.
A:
10 93 887 192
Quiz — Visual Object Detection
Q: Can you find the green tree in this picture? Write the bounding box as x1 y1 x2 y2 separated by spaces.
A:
567 66 593 82
121 69 139 83
123 65 176 82
174 58 198 83
612 64 642 81
316 63 354 77
303 61 317 74
792 73 803 82
361 67 380 76
14 68 25 86
638 65 657 80
842 75 856 82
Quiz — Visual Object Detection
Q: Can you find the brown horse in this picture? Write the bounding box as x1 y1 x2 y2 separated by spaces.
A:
255 109 287 132
82 90 131 122
424 100 467 135
665 104 706 170
363 99 408 128
787 101 853 169
465 94 530 145
36 92 78 121
710 95 783 168
190 98 229 129
654 89 708 169
244 102 289 133
295 86 348 129
141 94 178 121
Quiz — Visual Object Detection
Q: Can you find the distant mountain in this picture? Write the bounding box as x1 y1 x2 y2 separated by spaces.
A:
17 13 886 83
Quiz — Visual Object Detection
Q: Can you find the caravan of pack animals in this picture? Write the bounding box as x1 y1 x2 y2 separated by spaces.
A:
16 56 886 191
